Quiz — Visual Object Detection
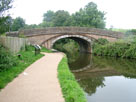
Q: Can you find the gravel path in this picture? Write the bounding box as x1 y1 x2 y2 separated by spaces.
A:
0 53 64 102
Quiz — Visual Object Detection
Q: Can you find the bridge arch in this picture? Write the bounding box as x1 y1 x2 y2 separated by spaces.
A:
50 35 92 53
7 27 124 52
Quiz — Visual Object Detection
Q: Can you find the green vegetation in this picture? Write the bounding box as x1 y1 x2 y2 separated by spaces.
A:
0 45 44 89
58 57 86 102
93 38 136 59
41 2 105 28
0 0 13 34
125 29 136 36
0 44 17 71
11 17 26 31
41 47 52 53
0 0 13 15
53 38 80 63
3 2 106 32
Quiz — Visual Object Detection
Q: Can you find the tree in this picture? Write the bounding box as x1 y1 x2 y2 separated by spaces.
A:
0 0 13 34
42 10 72 27
43 10 55 22
53 10 71 26
41 2 106 28
0 16 12 33
39 21 53 27
72 2 106 28
11 17 25 31
71 9 85 27
0 0 13 17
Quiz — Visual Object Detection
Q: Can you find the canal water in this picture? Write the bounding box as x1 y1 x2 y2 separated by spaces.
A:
68 53 136 102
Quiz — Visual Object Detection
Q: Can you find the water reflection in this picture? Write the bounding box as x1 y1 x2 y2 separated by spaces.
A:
69 54 136 102
86 76 136 102
68 52 92 70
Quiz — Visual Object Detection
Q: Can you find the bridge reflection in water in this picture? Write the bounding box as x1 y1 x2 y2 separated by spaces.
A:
69 53 136 102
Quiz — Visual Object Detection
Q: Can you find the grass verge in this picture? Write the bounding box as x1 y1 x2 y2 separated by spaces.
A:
58 56 87 102
0 47 44 90
41 47 52 53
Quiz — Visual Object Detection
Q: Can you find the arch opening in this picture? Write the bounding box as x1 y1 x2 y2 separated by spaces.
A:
51 35 92 53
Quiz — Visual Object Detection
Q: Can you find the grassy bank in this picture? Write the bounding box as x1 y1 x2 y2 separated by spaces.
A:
58 57 86 102
0 46 44 90
93 38 136 59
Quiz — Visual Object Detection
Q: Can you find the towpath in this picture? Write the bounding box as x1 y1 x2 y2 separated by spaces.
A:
0 53 64 102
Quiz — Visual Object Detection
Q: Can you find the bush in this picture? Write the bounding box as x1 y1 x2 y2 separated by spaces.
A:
93 38 136 59
96 38 109 45
0 44 17 71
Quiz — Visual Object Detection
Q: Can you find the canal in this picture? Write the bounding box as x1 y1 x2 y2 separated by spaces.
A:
68 53 136 102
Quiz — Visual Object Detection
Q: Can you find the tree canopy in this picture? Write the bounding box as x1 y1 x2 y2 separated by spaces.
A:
1 2 106 32
0 0 13 16
43 10 55 22
41 2 106 28
72 2 106 28
0 0 13 34
11 17 25 31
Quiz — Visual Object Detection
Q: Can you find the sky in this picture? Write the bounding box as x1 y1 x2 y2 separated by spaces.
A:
10 0 136 29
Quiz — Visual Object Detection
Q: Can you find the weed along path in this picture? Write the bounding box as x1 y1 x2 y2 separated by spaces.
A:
0 53 64 102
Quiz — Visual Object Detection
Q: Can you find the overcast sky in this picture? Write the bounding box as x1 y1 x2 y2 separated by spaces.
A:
10 0 136 29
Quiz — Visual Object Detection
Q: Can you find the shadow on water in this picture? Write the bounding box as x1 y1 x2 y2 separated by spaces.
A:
68 53 136 102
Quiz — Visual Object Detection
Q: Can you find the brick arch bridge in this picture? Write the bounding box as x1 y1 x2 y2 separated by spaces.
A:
7 27 124 53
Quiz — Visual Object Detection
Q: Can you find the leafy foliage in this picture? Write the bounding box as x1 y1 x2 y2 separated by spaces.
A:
0 0 13 16
53 38 80 63
1 2 106 33
72 2 105 28
42 10 72 27
4 2 106 31
53 38 79 53
0 44 17 71
43 10 55 22
40 2 106 28
53 10 72 26
93 38 136 59
0 0 13 34
11 17 25 31
0 16 12 33
93 38 109 45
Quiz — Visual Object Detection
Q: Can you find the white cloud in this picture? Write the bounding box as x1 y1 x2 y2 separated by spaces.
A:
10 0 136 29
